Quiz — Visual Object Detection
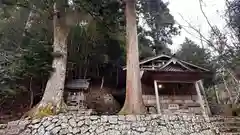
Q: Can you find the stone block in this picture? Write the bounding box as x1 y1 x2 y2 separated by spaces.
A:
6 126 21 135
108 116 118 124
4 113 215 135
51 126 61 134
32 119 41 124
69 118 77 127
0 130 5 134
126 115 136 121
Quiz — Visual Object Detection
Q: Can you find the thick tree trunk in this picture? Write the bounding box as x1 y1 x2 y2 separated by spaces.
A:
27 3 70 118
119 0 146 114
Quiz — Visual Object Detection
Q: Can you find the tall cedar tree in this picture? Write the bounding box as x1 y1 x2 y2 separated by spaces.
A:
119 0 146 114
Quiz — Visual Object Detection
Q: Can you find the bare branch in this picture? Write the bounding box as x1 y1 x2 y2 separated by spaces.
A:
175 21 209 45
198 0 214 32
76 1 120 34
198 26 204 49
178 13 215 47
221 72 234 104
199 0 234 51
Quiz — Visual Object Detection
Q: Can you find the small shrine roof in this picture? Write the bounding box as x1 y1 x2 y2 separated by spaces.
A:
66 79 90 90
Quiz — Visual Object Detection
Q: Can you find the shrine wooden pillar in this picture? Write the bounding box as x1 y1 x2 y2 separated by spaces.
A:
140 70 144 78
198 80 212 116
195 80 208 116
154 80 161 114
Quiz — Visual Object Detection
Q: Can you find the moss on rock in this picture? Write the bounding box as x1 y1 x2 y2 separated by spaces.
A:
26 100 67 119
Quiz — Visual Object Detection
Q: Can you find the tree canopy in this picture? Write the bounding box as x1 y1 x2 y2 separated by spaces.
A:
176 38 216 87
0 0 180 120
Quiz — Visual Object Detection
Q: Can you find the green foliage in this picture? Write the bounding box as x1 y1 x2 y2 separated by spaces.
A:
18 28 53 77
226 0 240 42
176 38 216 87
177 38 211 67
67 15 125 81
211 26 240 70
0 22 52 89
0 0 180 117
137 0 180 56
176 38 213 68
0 3 53 109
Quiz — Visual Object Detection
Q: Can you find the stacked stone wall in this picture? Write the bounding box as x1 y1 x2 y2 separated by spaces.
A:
0 113 214 135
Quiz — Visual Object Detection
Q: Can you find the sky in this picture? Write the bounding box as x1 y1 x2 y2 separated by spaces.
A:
165 0 227 52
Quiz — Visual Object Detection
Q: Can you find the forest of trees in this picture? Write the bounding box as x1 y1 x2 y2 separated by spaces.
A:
1 0 240 121
0 0 179 119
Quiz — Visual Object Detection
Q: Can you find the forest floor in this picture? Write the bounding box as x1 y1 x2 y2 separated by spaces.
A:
0 86 122 124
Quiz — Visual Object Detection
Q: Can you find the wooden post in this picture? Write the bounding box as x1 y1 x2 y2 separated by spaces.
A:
77 92 80 109
154 80 161 114
198 80 212 116
195 81 207 116
214 85 220 104
140 70 144 79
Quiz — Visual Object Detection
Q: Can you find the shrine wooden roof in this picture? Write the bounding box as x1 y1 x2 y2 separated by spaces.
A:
123 54 210 72
65 79 90 90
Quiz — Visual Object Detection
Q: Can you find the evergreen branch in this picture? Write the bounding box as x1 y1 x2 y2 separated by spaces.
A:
1 0 30 9
76 1 119 34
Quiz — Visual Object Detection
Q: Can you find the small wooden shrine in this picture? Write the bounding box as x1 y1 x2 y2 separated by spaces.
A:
123 54 212 115
65 79 90 110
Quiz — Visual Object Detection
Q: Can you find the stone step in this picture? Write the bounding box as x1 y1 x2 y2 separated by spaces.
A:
66 109 96 116
212 119 240 122
213 121 240 123
219 133 240 135
213 121 240 127
217 127 240 133
210 117 240 121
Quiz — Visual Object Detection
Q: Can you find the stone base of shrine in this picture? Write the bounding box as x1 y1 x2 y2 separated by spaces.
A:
67 107 95 115
1 113 216 135
146 106 203 115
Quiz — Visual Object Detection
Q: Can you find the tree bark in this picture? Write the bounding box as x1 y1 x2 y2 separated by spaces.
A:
27 2 70 118
119 0 146 114
29 77 34 109
24 5 38 35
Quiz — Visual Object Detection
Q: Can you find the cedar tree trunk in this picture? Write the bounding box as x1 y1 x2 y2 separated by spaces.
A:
119 0 146 114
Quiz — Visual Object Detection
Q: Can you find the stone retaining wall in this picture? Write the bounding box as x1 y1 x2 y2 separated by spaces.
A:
1 113 215 135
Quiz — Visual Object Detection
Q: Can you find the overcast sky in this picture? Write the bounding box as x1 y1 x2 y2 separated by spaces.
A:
165 0 227 52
